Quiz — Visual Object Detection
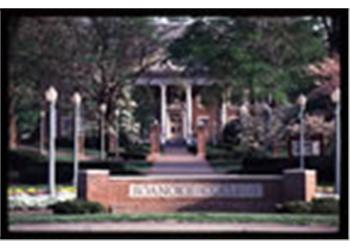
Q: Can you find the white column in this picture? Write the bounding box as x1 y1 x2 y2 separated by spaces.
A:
186 84 193 142
221 97 227 129
182 108 187 140
160 84 167 144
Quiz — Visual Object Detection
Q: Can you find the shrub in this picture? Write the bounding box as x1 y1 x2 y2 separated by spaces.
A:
276 201 312 213
187 144 197 154
8 149 146 184
240 156 334 183
276 198 339 214
49 200 105 214
311 198 339 214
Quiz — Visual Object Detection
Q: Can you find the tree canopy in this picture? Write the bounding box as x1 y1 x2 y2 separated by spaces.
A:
168 17 327 105
8 16 160 145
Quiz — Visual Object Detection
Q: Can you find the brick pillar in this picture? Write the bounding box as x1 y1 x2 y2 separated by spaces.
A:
78 169 110 209
196 123 207 158
283 169 317 202
147 122 160 162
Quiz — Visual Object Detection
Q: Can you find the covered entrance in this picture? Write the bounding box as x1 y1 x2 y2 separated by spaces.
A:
166 85 187 144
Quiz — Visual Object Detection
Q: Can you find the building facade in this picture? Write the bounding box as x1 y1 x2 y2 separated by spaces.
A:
136 60 239 145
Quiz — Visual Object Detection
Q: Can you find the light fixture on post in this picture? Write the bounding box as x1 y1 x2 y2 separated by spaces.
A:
99 103 107 160
297 94 307 170
331 88 340 195
72 92 82 189
45 86 58 197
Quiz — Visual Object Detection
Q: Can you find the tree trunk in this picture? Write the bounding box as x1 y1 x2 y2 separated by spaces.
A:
9 114 18 149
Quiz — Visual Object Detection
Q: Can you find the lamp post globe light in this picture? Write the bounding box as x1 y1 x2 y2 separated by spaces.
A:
297 94 307 170
72 92 82 189
99 103 107 160
45 86 58 197
331 88 340 195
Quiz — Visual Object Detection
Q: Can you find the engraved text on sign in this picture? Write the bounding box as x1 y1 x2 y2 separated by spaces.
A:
129 183 263 198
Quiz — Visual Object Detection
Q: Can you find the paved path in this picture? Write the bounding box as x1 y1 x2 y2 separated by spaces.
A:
149 145 214 175
9 222 337 233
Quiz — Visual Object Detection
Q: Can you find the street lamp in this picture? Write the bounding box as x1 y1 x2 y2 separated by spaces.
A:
99 103 107 160
72 92 82 189
115 109 120 158
45 86 58 197
297 94 307 170
39 110 46 155
331 88 340 195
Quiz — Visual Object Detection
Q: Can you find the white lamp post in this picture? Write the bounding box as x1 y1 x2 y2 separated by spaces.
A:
72 92 82 189
39 110 46 155
331 88 340 195
115 109 120 158
297 94 307 170
45 86 58 197
99 103 107 160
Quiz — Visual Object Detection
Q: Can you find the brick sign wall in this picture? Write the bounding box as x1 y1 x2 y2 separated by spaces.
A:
78 170 316 214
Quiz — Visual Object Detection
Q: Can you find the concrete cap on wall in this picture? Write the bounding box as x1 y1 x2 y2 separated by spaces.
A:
79 169 109 175
283 169 316 175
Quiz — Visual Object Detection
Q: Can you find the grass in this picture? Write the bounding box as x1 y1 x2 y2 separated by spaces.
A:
122 161 152 171
9 212 338 227
208 159 242 173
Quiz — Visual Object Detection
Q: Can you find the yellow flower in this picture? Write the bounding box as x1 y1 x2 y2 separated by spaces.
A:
27 187 37 194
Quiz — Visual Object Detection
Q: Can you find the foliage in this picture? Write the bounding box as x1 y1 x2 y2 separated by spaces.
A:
287 114 335 153
8 17 160 144
240 156 334 183
49 200 105 214
169 17 326 105
132 86 158 138
9 212 338 227
311 198 339 214
276 201 312 213
8 149 148 184
276 198 339 214
222 103 298 156
121 143 150 160
8 188 76 210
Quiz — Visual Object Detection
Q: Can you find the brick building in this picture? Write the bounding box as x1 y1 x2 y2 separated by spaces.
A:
135 59 239 145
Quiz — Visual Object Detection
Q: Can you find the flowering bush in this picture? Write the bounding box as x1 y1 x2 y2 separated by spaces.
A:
287 114 335 152
8 185 77 210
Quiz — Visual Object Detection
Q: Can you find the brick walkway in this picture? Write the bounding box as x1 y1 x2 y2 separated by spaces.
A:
148 145 214 175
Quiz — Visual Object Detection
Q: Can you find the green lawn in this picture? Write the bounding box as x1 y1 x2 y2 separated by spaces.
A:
9 212 338 227
208 159 242 173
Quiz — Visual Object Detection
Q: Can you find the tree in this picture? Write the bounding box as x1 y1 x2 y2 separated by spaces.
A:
168 17 327 106
8 17 161 149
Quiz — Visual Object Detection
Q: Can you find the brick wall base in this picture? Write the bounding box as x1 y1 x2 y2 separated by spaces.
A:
78 169 317 214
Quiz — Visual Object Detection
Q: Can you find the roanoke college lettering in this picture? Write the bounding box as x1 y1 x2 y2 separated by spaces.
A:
129 183 263 198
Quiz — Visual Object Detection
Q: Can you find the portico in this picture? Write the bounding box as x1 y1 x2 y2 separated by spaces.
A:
134 59 235 145
159 83 193 144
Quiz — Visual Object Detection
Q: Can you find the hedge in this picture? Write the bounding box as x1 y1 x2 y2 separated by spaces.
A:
48 200 105 214
276 198 339 214
240 156 334 183
8 150 145 185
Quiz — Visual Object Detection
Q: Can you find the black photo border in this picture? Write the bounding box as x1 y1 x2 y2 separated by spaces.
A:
0 8 348 240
